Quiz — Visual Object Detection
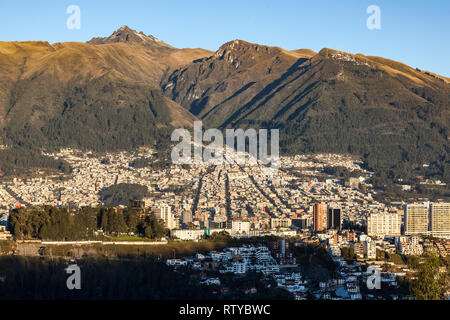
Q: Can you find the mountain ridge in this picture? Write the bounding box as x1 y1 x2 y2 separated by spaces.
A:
0 27 213 154
161 38 449 184
87 25 175 50
0 26 448 185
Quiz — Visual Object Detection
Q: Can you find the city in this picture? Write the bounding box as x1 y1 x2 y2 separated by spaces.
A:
0 0 449 314
0 147 448 300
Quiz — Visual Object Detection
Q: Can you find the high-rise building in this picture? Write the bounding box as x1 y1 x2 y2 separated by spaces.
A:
327 207 342 230
313 203 327 232
367 212 401 236
159 204 176 230
430 203 450 239
292 215 312 229
182 211 193 225
404 204 429 236
364 238 376 259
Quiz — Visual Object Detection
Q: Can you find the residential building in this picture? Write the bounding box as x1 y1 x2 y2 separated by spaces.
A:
159 204 177 230
271 217 292 229
171 229 205 241
364 238 376 259
327 207 342 230
367 212 401 236
430 203 450 239
231 220 251 235
313 203 327 232
404 204 429 236
182 211 193 225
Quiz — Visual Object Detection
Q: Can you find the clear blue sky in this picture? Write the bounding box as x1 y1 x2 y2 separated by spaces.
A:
1 0 449 76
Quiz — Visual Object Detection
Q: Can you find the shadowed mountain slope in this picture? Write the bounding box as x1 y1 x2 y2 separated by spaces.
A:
0 27 448 183
162 43 450 181
0 27 211 152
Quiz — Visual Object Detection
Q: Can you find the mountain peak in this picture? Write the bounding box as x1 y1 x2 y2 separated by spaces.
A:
217 40 262 52
214 40 278 61
87 26 173 49
116 25 133 32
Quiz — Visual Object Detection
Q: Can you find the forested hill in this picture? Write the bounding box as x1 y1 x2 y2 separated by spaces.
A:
163 43 450 184
0 26 448 186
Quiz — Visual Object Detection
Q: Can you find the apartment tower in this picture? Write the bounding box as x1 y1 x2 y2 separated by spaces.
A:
313 203 327 232
404 204 429 236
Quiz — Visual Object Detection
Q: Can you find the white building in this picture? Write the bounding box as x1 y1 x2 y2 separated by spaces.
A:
396 236 423 256
271 218 292 229
220 261 248 274
367 212 401 236
171 229 204 240
159 204 177 230
210 251 232 262
364 238 376 259
166 259 188 267
231 220 251 235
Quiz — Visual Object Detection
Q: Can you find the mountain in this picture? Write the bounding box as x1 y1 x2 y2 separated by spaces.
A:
162 40 315 125
0 27 448 184
162 41 450 182
0 27 211 155
88 25 174 49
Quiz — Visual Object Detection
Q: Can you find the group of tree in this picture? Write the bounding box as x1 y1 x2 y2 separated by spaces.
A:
8 205 166 241
0 146 72 177
322 166 364 179
411 253 448 300
340 246 356 263
99 183 149 207
0 256 212 300
291 243 338 281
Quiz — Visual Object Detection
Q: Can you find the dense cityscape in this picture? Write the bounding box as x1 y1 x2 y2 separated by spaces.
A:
0 147 448 300
0 2 449 312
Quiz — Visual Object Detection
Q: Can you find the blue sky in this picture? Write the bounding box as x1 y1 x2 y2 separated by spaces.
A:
1 0 449 76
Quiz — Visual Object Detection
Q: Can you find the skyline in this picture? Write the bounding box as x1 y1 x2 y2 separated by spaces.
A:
0 0 449 77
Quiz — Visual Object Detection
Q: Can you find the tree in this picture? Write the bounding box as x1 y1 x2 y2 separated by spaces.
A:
341 246 356 263
148 213 166 238
124 209 139 233
412 253 446 300
13 224 23 240
144 226 152 238
100 209 109 232
99 183 149 207
209 231 231 241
